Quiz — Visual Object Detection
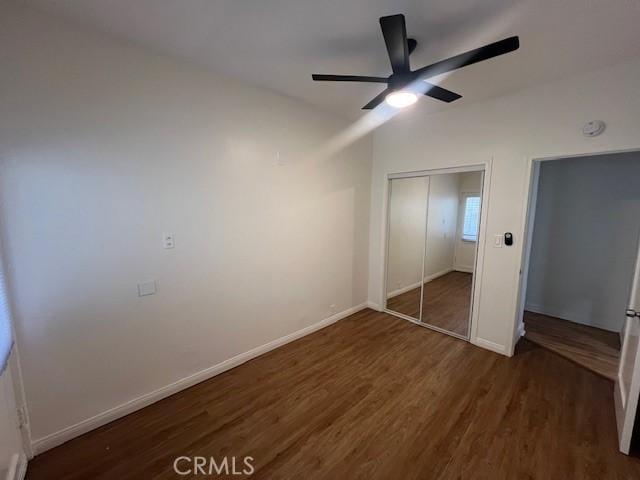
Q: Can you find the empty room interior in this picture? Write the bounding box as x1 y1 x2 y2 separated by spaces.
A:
1 1 640 479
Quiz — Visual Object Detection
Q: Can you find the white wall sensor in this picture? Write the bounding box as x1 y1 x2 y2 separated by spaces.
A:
582 120 605 137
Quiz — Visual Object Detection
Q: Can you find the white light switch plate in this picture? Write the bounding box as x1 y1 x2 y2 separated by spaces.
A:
137 280 156 297
163 233 175 249
494 234 503 248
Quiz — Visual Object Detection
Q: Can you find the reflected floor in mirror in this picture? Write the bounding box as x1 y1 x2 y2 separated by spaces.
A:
387 271 472 337
385 286 422 319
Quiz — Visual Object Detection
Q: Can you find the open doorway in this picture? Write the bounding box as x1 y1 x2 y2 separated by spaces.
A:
518 150 640 454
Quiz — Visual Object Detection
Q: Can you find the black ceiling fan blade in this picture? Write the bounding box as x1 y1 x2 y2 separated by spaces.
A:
407 38 417 55
362 88 391 110
312 74 388 83
412 36 519 80
380 14 410 73
424 83 462 103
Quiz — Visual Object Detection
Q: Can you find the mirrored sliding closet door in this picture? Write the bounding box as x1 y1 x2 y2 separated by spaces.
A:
385 170 484 340
385 176 429 320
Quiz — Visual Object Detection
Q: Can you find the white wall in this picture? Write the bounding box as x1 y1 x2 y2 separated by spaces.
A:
424 174 459 279
386 177 428 296
453 172 483 272
0 4 372 449
525 153 640 332
369 58 640 355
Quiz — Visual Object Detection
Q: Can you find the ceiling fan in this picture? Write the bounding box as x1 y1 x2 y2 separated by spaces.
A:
312 14 519 110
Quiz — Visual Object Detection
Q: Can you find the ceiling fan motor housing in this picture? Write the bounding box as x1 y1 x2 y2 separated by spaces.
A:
388 73 413 91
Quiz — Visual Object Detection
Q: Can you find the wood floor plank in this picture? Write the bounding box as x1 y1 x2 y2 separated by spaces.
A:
524 311 620 381
387 271 472 336
26 309 640 479
422 272 472 336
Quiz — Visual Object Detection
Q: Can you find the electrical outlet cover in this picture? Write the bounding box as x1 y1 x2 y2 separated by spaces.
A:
137 280 157 297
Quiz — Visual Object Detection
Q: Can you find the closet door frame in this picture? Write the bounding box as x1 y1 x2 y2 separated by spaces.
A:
382 162 490 343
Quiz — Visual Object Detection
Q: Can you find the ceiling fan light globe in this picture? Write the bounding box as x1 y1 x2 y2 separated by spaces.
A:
385 91 418 108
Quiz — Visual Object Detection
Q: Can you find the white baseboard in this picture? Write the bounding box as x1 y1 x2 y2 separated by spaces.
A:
524 303 578 322
454 266 473 273
366 301 381 311
524 303 617 332
31 302 368 455
386 268 453 300
386 281 421 299
4 453 27 480
423 268 453 283
473 337 508 356
525 303 586 323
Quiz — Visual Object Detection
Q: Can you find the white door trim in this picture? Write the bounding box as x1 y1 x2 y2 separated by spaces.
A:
381 160 491 347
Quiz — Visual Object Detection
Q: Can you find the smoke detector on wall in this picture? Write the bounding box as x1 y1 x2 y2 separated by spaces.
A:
582 120 605 137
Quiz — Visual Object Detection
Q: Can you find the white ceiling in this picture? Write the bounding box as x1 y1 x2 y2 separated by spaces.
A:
24 0 640 118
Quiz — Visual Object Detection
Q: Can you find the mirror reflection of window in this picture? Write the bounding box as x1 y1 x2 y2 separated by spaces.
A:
461 195 481 242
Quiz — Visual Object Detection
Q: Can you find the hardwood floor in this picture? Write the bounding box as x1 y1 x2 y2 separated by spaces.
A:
386 271 471 336
524 311 621 381
422 271 471 336
27 309 640 479
385 281 422 318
